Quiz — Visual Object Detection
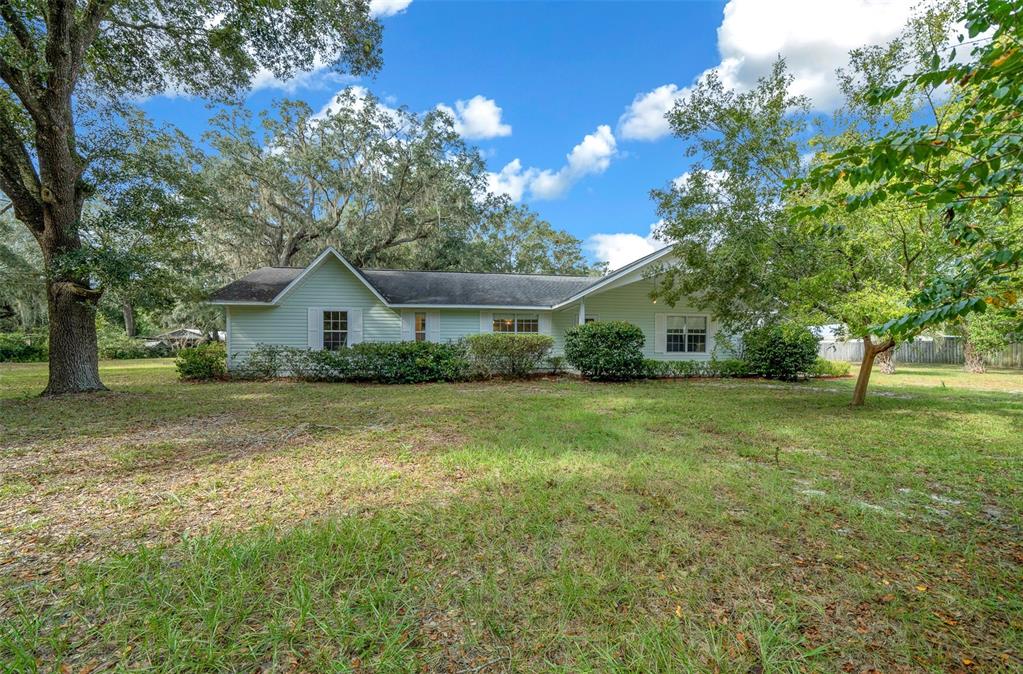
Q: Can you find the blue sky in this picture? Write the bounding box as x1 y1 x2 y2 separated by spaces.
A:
141 0 916 270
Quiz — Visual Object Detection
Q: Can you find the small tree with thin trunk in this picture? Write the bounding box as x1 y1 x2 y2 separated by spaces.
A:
0 0 381 394
832 285 909 406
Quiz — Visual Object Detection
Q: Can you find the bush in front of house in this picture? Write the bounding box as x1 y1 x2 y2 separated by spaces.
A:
0 331 48 362
741 324 819 381
565 320 646 381
464 333 554 379
237 341 473 384
176 342 227 381
643 357 752 379
347 341 473 383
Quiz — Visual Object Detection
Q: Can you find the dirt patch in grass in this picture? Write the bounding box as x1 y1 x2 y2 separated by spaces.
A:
0 409 468 584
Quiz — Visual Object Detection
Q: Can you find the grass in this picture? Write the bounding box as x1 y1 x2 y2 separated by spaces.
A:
0 360 1020 672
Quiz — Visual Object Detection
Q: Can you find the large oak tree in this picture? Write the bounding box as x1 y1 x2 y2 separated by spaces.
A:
0 0 382 394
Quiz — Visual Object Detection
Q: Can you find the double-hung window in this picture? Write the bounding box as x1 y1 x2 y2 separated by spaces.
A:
414 312 427 342
323 310 348 351
666 315 706 353
493 313 539 334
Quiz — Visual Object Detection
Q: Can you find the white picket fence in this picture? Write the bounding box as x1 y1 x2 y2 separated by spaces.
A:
819 337 1023 368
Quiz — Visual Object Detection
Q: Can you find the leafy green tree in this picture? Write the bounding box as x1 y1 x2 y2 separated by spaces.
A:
201 92 487 271
796 0 1023 337
81 114 210 337
199 94 597 277
653 49 954 405
956 307 1020 372
0 0 382 394
0 208 44 330
457 204 602 276
650 62 810 331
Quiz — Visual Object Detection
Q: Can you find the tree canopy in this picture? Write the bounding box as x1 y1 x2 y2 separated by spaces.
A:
795 0 1023 336
0 0 384 393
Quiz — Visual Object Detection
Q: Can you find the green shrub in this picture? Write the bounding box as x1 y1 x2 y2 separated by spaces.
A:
742 324 819 381
347 341 472 384
176 342 227 381
545 355 567 376
808 357 851 377
464 334 554 379
564 321 646 381
98 330 160 360
668 360 702 378
0 332 48 362
711 358 751 378
243 341 473 384
643 359 670 378
236 343 290 380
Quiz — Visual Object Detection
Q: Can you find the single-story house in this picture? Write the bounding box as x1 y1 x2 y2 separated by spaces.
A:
210 246 722 370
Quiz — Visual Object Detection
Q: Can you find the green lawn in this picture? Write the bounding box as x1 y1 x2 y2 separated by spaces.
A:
1 360 1021 672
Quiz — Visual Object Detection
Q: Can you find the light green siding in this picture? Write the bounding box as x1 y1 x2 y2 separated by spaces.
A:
436 310 482 343
227 256 400 367
551 278 725 360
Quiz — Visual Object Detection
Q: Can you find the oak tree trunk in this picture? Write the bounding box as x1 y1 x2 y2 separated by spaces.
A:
851 336 895 407
0 0 112 394
44 278 105 395
963 340 986 373
877 348 896 374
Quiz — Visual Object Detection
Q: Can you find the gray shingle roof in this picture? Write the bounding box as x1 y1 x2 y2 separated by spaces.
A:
360 269 598 306
210 264 600 307
210 267 304 303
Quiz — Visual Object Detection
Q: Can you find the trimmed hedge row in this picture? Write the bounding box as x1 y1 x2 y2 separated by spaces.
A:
237 341 472 384
463 333 554 379
207 335 556 384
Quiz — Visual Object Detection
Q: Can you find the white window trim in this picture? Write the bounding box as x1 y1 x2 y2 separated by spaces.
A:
402 309 440 342
308 306 363 350
322 309 349 351
664 313 709 354
492 312 542 334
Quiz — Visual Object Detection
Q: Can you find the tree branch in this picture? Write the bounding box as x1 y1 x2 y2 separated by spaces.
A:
0 102 43 231
0 0 37 52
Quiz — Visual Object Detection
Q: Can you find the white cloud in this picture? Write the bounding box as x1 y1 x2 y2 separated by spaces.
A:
486 159 534 202
312 85 404 122
370 0 412 18
617 0 915 130
716 0 913 109
437 96 512 139
487 125 617 201
249 54 356 93
618 84 691 141
587 221 667 271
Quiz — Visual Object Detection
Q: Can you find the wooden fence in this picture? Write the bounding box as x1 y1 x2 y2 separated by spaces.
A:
819 337 1023 368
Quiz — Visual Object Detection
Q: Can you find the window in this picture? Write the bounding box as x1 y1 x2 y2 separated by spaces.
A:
323 310 348 351
414 312 427 342
666 315 706 353
493 313 540 334
584 316 598 324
